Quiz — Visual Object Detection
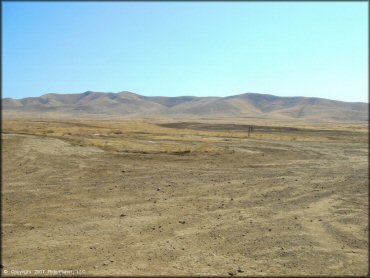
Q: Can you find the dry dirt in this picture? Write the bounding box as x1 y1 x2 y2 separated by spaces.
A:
1 118 368 276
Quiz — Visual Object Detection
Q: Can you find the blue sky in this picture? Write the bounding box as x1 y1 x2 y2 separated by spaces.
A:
2 2 368 102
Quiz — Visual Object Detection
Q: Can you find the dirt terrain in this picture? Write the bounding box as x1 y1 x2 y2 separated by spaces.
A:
1 118 368 276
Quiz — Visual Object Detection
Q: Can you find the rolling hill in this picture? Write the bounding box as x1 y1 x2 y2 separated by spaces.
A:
2 91 368 122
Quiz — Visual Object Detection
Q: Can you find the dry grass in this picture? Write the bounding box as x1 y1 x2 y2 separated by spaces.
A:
2 119 225 154
2 118 367 155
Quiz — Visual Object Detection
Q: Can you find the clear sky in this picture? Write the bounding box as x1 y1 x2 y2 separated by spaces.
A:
2 2 368 102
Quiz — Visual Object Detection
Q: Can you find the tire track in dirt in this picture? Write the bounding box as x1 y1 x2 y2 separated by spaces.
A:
301 197 343 251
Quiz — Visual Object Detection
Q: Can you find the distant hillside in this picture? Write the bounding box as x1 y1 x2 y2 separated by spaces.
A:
2 91 368 122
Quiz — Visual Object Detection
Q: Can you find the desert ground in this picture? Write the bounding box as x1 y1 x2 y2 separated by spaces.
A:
1 117 368 276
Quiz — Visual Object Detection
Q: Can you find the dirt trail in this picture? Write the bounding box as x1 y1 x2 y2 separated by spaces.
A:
1 125 368 276
302 198 344 250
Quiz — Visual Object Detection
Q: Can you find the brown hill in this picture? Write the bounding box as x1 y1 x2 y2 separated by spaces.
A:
2 91 368 122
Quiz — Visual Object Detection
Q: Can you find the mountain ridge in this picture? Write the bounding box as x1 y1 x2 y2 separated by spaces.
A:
2 91 368 122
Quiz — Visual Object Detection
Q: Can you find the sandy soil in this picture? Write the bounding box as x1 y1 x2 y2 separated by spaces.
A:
1 120 368 276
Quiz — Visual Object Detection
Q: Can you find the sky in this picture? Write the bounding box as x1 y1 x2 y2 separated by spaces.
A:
2 2 368 102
